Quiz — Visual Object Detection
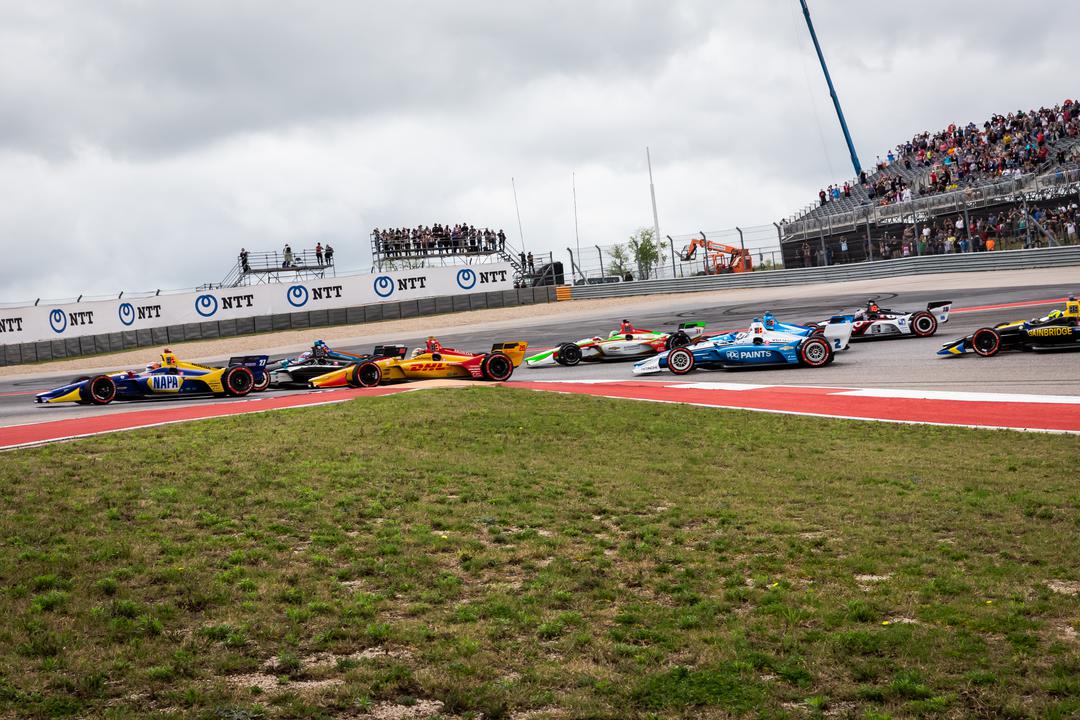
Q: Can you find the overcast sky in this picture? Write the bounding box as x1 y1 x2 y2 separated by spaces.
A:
1 1 1076 302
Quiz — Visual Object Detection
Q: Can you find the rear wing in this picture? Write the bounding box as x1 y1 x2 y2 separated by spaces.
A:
228 355 269 369
927 300 952 322
372 344 408 360
491 341 529 367
678 321 707 337
822 317 853 350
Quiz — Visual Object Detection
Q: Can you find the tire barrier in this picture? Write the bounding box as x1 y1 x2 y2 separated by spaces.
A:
0 286 556 367
569 245 1080 300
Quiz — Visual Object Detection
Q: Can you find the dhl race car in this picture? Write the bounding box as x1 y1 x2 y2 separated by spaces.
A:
35 350 269 405
938 295 1080 357
308 337 528 387
810 299 951 339
633 315 852 375
525 320 706 367
268 340 407 387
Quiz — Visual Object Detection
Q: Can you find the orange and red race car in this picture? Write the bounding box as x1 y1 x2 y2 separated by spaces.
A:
308 337 528 388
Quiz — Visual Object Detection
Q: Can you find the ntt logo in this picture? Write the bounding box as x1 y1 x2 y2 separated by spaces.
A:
286 285 309 308
118 302 135 326
456 268 477 290
49 309 67 334
195 294 219 317
373 275 395 298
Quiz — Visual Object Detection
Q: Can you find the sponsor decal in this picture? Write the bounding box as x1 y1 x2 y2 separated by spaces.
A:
311 285 342 301
456 268 477 290
479 269 508 285
220 294 254 310
397 276 427 291
286 285 309 308
150 375 182 391
373 275 395 298
0 316 24 333
1028 326 1071 337
118 302 135 326
727 349 774 360
137 305 162 320
49 308 67 334
410 362 448 371
195 294 219 317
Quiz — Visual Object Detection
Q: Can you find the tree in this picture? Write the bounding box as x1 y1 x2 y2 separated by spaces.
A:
627 227 665 280
607 245 631 278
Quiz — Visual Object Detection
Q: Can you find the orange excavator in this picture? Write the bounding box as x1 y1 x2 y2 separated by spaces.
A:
679 238 753 274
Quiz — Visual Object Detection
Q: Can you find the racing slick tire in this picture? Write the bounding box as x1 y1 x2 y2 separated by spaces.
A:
347 361 383 388
80 375 117 405
971 327 1002 357
554 342 582 367
910 311 938 338
251 371 271 392
797 336 832 368
665 330 692 350
222 366 255 397
481 351 514 382
666 347 696 375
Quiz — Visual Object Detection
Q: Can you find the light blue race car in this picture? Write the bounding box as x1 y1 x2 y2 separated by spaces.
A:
633 314 852 376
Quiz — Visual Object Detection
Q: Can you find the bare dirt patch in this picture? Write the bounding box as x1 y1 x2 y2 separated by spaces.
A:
1047 580 1080 596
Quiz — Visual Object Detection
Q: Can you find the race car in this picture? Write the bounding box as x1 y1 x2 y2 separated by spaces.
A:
308 337 528 387
633 316 852 376
707 312 852 351
525 320 706 367
268 340 408 387
35 350 270 405
938 295 1080 357
810 299 952 339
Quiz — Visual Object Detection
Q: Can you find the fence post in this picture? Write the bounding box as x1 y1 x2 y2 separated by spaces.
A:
595 245 605 278
666 236 676 279
699 231 708 275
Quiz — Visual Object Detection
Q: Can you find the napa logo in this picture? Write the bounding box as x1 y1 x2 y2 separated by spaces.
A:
118 302 135 326
373 275 395 298
150 374 181 391
286 285 309 308
49 309 67 334
195 294 218 317
456 268 477 290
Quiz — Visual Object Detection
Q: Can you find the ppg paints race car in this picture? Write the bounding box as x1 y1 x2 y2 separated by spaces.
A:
633 315 853 376
35 350 269 405
268 340 407 387
812 299 952 339
938 296 1080 357
525 320 706 367
309 337 528 387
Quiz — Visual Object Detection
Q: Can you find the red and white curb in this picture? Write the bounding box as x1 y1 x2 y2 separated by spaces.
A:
513 380 1080 434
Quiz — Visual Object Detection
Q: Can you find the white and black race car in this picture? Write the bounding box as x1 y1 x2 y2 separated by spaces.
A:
810 299 951 340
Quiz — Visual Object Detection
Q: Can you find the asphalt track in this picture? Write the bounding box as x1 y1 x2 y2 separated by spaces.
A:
1 281 1078 444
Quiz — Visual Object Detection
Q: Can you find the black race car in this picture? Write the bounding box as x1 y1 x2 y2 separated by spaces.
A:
938 296 1080 357
268 340 407 386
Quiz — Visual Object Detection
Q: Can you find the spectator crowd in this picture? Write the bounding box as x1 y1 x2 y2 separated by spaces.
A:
816 98 1080 210
373 224 507 258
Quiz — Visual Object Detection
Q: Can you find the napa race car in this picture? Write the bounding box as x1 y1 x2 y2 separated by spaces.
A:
35 350 270 405
268 340 408 387
525 320 706 367
938 295 1080 357
308 337 528 387
810 299 951 339
633 316 852 375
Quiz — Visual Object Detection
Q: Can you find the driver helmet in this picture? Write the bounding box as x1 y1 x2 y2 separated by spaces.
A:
411 347 425 358
763 312 777 330
145 362 162 372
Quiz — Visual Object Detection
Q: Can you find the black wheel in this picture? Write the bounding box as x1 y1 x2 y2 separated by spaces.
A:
80 375 117 405
481 352 514 381
910 311 938 337
222 366 254 396
665 330 691 350
251 370 271 392
666 347 696 375
971 327 1001 357
348 361 383 388
554 342 582 366
798 337 832 367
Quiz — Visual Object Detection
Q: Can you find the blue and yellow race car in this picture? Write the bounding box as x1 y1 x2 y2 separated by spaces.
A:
938 295 1080 357
35 350 269 405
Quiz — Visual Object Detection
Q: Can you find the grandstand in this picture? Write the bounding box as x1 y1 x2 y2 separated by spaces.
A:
780 100 1080 267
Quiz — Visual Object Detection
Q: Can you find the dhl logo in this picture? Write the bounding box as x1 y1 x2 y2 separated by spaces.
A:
410 362 448 371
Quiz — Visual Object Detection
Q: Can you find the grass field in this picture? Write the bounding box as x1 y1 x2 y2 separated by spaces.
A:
1 388 1078 719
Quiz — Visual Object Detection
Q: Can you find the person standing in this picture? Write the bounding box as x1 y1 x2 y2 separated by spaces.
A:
283 244 294 268
324 244 334 265
315 242 324 266
239 248 250 272
527 252 535 273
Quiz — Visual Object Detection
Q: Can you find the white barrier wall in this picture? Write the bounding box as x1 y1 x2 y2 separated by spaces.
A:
0 264 513 344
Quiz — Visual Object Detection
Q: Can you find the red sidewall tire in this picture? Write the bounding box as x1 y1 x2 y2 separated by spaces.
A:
251 370 271 392
799 337 832 367
82 375 117 405
351 361 383 388
971 327 1001 357
223 366 254 397
482 352 514 382
667 347 695 375
910 311 938 337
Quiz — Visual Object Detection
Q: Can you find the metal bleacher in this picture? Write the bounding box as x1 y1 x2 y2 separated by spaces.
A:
206 249 336 289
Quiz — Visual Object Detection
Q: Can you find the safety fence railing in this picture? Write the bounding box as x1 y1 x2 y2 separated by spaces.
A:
567 245 1080 300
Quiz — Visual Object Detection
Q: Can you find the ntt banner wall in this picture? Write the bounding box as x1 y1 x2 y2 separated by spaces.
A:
0 264 514 344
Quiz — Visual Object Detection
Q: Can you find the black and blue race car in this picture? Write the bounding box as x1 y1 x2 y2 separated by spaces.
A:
35 350 269 405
